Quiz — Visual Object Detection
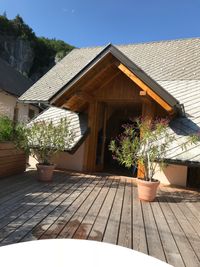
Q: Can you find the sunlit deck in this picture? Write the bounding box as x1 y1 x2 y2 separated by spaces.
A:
0 170 200 267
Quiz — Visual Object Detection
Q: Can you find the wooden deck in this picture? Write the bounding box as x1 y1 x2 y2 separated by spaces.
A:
0 170 200 266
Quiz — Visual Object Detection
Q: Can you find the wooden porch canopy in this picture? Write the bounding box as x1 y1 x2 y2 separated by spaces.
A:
50 44 182 115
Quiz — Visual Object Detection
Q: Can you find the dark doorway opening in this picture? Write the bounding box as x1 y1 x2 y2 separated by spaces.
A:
103 104 141 177
187 167 200 188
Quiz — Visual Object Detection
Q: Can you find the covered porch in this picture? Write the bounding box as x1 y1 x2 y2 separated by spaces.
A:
0 170 200 267
52 49 172 174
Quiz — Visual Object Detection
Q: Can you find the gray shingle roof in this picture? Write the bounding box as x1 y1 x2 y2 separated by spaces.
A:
0 58 32 97
22 38 200 163
158 80 200 163
19 37 200 102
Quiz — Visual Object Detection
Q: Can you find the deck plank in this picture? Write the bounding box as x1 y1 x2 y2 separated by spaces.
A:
151 199 185 267
0 170 200 267
141 201 166 262
58 177 107 238
103 179 125 244
88 179 119 241
158 194 200 267
118 180 132 249
39 176 101 239
132 185 148 254
73 178 113 239
160 189 200 262
0 175 80 245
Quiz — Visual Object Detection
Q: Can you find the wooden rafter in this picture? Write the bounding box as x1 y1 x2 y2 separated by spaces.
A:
75 91 96 102
116 63 174 114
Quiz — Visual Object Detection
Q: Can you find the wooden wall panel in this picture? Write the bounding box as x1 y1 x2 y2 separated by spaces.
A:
0 142 26 178
94 72 141 101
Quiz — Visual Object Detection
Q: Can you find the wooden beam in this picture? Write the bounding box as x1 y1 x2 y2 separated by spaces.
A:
116 63 174 114
75 91 96 102
83 101 100 172
137 98 155 179
54 56 117 107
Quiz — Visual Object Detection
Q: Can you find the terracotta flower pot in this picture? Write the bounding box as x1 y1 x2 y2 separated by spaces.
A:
36 163 55 182
137 178 160 202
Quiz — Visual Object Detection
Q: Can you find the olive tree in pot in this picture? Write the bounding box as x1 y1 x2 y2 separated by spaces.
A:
16 118 75 182
109 117 198 202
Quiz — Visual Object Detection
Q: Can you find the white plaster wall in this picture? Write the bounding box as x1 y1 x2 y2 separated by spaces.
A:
0 92 16 119
0 91 39 122
18 103 39 122
18 102 29 122
29 143 85 172
153 164 188 186
53 143 85 171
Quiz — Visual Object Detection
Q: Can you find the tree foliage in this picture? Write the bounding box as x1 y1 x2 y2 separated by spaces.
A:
109 117 199 181
0 116 15 142
15 118 75 165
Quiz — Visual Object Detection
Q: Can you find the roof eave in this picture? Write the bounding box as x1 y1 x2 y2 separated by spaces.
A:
50 44 182 115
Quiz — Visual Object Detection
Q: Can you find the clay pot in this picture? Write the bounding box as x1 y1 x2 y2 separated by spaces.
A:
137 178 160 202
36 164 55 182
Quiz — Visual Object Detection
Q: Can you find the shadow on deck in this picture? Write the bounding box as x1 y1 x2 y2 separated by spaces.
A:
0 169 200 267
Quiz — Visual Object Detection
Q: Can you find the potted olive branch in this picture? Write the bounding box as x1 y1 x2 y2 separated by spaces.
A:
109 117 199 201
15 118 75 182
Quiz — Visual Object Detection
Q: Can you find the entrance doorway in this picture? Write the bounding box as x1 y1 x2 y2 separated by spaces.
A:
97 103 142 177
187 167 200 188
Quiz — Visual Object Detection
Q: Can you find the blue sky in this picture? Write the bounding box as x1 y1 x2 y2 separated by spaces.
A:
0 0 200 47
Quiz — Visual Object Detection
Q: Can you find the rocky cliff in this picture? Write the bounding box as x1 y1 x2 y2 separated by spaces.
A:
0 14 74 81
0 35 34 77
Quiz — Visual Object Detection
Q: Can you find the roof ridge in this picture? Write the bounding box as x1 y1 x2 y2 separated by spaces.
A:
76 37 200 50
116 37 200 47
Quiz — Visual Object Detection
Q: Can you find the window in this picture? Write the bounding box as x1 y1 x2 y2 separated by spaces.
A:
28 108 35 120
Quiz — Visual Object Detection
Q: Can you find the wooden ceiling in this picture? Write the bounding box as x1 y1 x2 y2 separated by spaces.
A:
54 54 122 111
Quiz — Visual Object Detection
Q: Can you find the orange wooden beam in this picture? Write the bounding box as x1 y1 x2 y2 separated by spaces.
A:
116 63 174 114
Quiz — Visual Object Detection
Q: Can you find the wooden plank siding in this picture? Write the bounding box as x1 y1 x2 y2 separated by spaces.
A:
0 170 200 267
0 142 26 178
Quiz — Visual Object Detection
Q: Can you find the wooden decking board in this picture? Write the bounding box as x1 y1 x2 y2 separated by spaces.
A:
20 177 87 242
56 176 104 238
103 179 125 244
0 171 200 266
161 191 200 262
58 177 108 239
88 178 120 241
0 181 51 221
117 180 132 249
39 176 101 239
151 200 185 267
142 201 166 262
0 176 35 204
26 177 90 241
73 178 113 240
158 196 200 267
164 188 200 238
132 185 148 254
0 176 78 245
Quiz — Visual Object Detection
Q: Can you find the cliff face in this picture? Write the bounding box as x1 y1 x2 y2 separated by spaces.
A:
0 35 34 77
0 15 74 82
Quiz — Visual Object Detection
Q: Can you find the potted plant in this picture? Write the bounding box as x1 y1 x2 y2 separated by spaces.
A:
15 118 75 182
109 117 198 201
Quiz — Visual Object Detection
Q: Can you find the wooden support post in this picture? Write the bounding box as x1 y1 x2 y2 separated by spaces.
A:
83 101 100 172
137 97 155 178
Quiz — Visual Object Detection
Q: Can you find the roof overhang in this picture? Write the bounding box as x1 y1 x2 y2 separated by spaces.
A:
50 44 183 115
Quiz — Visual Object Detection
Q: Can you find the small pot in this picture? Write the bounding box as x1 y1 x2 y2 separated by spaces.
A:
36 163 55 182
137 178 160 202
